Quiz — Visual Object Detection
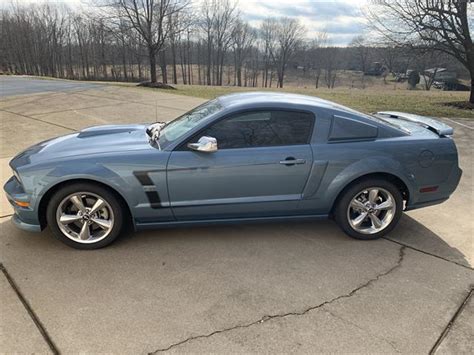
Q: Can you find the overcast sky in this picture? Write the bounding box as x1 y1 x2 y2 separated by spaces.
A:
239 0 368 46
3 0 368 46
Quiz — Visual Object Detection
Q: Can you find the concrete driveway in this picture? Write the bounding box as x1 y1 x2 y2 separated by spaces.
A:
0 77 472 354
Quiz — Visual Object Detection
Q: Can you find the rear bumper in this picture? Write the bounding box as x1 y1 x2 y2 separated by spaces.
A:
405 197 449 211
406 166 462 211
450 166 463 192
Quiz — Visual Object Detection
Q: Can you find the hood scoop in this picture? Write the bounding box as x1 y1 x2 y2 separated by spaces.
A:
77 125 145 138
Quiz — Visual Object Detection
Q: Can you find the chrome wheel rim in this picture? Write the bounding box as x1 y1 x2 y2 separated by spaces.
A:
56 192 114 244
347 187 396 235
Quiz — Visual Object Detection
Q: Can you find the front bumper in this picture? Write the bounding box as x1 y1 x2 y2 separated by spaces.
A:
3 176 42 233
11 213 42 232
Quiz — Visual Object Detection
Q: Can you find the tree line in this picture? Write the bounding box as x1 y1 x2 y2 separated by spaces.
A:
2 0 309 88
1 0 472 101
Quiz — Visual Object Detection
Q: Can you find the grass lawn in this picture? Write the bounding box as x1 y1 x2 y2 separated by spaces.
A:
159 84 473 119
15 75 472 119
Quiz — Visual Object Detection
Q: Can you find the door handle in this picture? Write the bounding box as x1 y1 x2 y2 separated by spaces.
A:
279 158 306 165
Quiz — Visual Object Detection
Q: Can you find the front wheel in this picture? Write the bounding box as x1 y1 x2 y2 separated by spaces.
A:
334 179 403 240
46 183 124 249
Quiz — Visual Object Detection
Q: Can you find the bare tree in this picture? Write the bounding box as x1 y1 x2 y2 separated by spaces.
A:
350 35 372 88
215 0 237 85
320 45 339 89
73 15 91 78
105 0 190 83
1 2 130 80
199 0 237 86
232 19 256 86
368 0 474 103
375 43 410 74
308 31 328 88
259 18 277 88
198 0 236 86
199 0 214 85
350 35 371 73
271 17 305 88
11 0 471 94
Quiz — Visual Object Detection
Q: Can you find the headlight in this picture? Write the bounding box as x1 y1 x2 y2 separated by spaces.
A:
12 169 21 183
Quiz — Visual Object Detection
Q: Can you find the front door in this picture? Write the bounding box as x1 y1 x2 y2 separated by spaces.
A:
167 109 315 220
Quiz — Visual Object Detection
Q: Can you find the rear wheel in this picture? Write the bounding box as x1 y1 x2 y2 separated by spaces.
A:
46 183 123 249
334 179 403 240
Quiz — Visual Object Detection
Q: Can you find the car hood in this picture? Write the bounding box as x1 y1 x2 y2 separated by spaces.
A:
10 124 152 169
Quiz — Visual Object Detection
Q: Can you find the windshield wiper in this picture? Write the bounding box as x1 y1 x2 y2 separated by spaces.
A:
146 122 167 149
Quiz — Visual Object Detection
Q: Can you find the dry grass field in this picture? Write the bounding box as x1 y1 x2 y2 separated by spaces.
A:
151 84 473 119
13 73 472 118
101 67 474 120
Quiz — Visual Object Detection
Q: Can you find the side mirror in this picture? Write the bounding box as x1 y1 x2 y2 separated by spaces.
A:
187 136 218 153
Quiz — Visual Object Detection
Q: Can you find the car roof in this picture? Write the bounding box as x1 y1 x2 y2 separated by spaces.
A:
217 91 358 114
215 92 406 138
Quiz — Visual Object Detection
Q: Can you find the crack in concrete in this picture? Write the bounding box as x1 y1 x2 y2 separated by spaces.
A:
0 109 76 132
149 246 406 353
429 287 473 354
0 263 59 354
1 91 69 110
383 237 473 270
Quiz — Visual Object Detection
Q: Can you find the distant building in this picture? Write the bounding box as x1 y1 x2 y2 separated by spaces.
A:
424 68 457 81
364 62 385 76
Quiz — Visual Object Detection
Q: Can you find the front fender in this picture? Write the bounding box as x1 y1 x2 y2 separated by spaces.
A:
25 162 135 214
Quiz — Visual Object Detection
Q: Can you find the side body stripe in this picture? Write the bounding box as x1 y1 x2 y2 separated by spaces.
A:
133 171 162 209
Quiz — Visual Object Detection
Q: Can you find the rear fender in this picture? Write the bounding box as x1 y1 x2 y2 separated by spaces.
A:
318 156 414 209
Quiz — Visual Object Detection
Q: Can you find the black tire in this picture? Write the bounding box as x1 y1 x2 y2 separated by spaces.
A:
334 178 403 240
46 183 124 249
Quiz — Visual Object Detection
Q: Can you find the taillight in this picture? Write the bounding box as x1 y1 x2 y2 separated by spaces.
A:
419 186 438 193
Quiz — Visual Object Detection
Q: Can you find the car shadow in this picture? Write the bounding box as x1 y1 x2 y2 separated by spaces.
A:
117 214 471 268
384 214 471 268
0 213 470 269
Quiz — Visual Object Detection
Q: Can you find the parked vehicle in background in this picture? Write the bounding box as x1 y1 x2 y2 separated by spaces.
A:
395 70 412 82
432 79 471 91
424 68 457 82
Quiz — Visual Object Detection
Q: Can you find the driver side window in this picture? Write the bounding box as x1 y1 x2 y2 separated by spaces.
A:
186 110 314 150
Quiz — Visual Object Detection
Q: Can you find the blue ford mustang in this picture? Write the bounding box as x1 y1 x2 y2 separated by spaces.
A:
4 92 462 249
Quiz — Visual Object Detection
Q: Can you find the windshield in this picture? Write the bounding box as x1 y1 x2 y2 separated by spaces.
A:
157 99 222 148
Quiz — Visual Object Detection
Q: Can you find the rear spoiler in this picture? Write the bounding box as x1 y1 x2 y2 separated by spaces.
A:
374 111 453 136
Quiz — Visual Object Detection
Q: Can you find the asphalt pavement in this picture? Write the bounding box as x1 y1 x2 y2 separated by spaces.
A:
0 76 99 97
